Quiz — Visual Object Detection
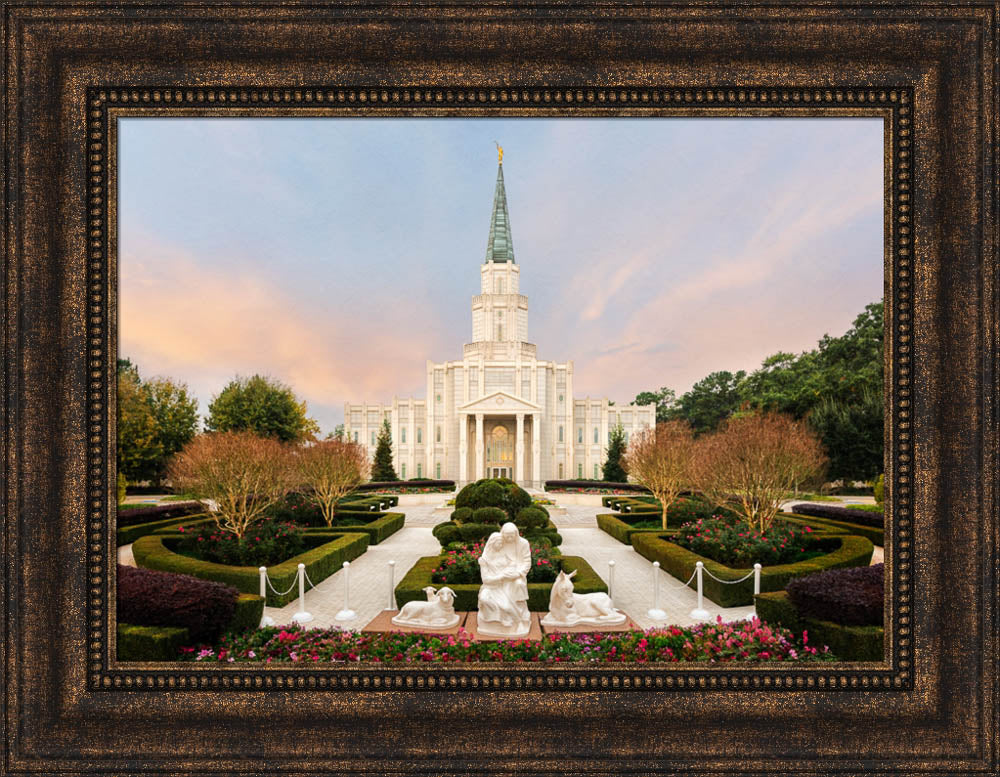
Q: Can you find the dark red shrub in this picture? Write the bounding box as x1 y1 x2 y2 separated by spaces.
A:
788 503 883 529
786 563 884 626
116 501 203 528
117 564 238 642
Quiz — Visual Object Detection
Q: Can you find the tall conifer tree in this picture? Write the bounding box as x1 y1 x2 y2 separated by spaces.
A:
371 419 398 481
602 423 628 482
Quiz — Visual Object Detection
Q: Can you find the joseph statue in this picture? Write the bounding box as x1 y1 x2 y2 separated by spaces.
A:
476 522 532 636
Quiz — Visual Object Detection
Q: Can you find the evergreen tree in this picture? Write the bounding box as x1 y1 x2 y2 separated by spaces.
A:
602 423 628 483
370 419 398 481
206 374 319 443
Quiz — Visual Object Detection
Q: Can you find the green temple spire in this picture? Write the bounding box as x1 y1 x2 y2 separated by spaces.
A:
485 152 515 264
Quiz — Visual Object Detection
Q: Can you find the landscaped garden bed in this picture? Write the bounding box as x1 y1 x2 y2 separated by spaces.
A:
789 502 883 529
116 564 264 661
754 564 884 661
545 479 651 495
395 553 605 612
781 510 884 546
178 616 836 663
354 479 455 494
631 530 874 607
131 530 370 606
597 496 740 543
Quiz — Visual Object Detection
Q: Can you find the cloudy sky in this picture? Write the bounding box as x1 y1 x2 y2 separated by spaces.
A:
119 117 884 435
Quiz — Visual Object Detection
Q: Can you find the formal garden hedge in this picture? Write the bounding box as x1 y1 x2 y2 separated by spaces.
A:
631 531 875 607
131 530 370 606
117 514 215 546
545 479 650 494
117 500 203 528
117 624 190 661
754 590 883 661
354 479 456 494
781 511 884 546
395 554 606 612
789 502 883 529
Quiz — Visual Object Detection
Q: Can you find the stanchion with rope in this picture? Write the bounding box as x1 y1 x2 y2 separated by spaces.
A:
334 561 357 622
258 566 275 627
646 561 667 621
385 560 396 611
257 565 305 625
689 562 762 622
292 563 313 624
607 560 616 605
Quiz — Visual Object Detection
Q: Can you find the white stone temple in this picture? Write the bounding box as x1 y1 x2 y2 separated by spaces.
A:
344 151 655 488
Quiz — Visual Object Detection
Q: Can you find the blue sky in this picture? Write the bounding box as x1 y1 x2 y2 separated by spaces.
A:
119 117 884 435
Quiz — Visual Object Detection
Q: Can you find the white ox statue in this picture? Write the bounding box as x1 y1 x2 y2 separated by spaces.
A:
391 586 460 629
540 569 627 628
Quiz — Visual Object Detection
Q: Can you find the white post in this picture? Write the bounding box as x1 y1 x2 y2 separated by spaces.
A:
647 561 666 620
291 563 313 624
607 560 616 604
386 560 397 611
259 566 275 627
335 561 357 621
689 561 710 621
753 563 762 596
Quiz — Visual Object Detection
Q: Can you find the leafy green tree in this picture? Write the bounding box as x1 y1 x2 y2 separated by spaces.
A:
602 422 628 482
815 301 884 403
808 389 883 483
206 374 319 443
738 351 824 418
117 367 162 484
145 376 199 483
370 418 398 481
674 370 747 435
632 386 677 423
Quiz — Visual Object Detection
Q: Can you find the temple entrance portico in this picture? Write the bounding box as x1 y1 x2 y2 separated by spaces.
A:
457 391 542 488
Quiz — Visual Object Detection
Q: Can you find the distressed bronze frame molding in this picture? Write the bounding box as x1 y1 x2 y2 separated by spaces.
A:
4 4 997 776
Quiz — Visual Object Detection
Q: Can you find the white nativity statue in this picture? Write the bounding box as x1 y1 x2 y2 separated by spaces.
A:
540 569 627 628
391 586 460 629
476 522 532 637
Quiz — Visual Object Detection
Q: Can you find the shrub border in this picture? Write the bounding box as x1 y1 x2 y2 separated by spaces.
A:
630 532 875 607
131 531 370 606
754 590 884 661
781 512 884 546
116 624 190 661
394 554 606 612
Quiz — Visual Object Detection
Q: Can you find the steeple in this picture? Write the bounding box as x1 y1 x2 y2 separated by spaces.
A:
485 152 515 264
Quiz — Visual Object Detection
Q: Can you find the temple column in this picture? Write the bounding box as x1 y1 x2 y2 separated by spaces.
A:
531 412 541 488
475 413 485 480
515 413 525 485
458 412 468 483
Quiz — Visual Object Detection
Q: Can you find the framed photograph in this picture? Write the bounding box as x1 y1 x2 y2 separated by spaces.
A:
2 3 996 776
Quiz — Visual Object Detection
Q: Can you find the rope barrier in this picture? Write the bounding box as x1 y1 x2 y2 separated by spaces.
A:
701 567 757 584
265 574 299 597
659 568 698 590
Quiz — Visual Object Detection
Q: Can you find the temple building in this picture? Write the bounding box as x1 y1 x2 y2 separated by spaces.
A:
344 151 655 488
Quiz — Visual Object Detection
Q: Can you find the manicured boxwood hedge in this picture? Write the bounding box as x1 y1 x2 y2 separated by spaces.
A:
754 591 884 661
780 512 884 546
631 532 875 607
337 494 400 511
117 624 190 661
355 479 456 493
117 593 264 661
789 503 883 529
596 513 666 545
131 530 370 606
117 501 203 528
545 480 650 493
117 515 215 546
395 555 606 612
328 511 404 544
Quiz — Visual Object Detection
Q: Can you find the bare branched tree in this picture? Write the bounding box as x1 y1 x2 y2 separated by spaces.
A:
692 412 827 532
622 420 698 530
296 438 371 527
167 430 296 539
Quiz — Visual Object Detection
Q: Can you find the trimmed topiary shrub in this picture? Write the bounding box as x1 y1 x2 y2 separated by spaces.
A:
474 480 506 509
472 506 508 525
432 521 462 546
451 507 473 524
873 474 885 504
458 523 499 543
117 624 190 661
786 563 884 626
117 564 238 643
453 478 532 521
515 506 549 531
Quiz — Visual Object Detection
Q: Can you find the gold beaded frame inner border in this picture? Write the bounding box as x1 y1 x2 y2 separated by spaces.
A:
90 86 911 692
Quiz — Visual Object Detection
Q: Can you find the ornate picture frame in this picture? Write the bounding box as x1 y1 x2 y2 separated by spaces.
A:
2 3 996 774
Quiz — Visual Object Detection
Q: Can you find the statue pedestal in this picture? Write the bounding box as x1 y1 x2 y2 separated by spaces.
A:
465 612 543 642
539 615 638 636
362 610 469 635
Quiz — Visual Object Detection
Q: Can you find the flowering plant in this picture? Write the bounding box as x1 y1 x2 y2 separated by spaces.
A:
180 616 835 664
430 540 559 585
177 515 306 567
673 515 821 566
